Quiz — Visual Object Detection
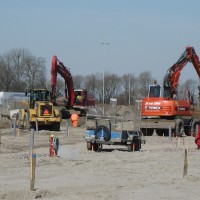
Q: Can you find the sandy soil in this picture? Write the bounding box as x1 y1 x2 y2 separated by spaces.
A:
0 108 200 200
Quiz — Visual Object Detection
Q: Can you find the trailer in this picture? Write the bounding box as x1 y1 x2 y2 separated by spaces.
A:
85 114 142 152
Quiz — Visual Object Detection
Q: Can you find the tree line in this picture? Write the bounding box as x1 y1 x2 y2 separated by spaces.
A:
0 48 46 92
0 48 198 105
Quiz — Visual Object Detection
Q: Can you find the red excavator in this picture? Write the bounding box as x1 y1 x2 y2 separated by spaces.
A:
140 46 200 136
51 56 95 115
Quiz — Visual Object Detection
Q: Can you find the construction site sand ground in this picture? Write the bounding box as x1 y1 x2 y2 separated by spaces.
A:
0 105 200 200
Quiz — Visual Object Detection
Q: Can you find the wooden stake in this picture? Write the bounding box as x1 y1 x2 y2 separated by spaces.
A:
29 129 34 157
183 148 188 177
65 121 69 137
168 126 171 140
17 128 21 136
13 119 16 137
176 136 178 149
35 120 39 134
30 153 36 191
162 133 165 144
183 136 185 145
29 128 36 191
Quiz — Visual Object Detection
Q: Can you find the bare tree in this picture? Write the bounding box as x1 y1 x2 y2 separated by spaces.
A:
84 74 99 100
94 73 104 103
104 72 121 103
178 79 198 103
51 77 65 96
0 50 26 91
120 73 137 105
87 72 121 104
0 48 47 91
73 75 84 89
23 56 46 89
137 71 153 99
0 55 16 91
10 48 34 91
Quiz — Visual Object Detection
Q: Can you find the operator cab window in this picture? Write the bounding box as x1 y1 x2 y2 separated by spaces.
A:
148 85 161 97
33 92 38 101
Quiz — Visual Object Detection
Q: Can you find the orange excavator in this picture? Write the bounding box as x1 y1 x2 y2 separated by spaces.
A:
51 56 95 115
140 46 200 136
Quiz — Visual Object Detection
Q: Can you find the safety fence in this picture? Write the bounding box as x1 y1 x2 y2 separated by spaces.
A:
0 99 27 119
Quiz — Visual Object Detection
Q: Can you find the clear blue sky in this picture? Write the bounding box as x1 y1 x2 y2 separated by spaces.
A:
1 0 200 84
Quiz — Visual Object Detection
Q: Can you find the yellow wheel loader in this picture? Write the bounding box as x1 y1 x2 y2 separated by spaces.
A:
16 89 61 131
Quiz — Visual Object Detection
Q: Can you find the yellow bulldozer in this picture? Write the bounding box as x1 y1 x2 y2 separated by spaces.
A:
16 88 61 131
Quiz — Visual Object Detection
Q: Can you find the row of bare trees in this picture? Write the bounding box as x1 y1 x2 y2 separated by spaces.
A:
0 48 199 105
0 48 46 91
52 71 153 105
57 72 199 105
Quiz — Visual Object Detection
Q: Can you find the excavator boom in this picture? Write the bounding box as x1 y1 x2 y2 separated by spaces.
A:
51 56 95 113
163 46 200 98
51 56 75 109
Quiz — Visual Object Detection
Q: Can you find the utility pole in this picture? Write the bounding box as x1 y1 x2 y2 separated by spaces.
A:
101 42 109 115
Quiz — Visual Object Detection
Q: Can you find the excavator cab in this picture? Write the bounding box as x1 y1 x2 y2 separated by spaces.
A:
148 85 161 98
29 89 51 109
74 89 85 105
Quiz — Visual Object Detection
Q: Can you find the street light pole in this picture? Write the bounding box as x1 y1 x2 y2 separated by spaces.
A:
101 42 109 115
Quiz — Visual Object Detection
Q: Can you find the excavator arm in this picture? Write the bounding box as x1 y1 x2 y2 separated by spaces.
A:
163 46 200 98
51 56 75 109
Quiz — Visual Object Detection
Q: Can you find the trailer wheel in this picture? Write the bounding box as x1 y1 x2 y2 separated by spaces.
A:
191 119 200 137
87 142 92 150
94 125 111 141
175 119 184 137
93 143 99 151
134 139 141 151
183 119 191 136
97 144 103 152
